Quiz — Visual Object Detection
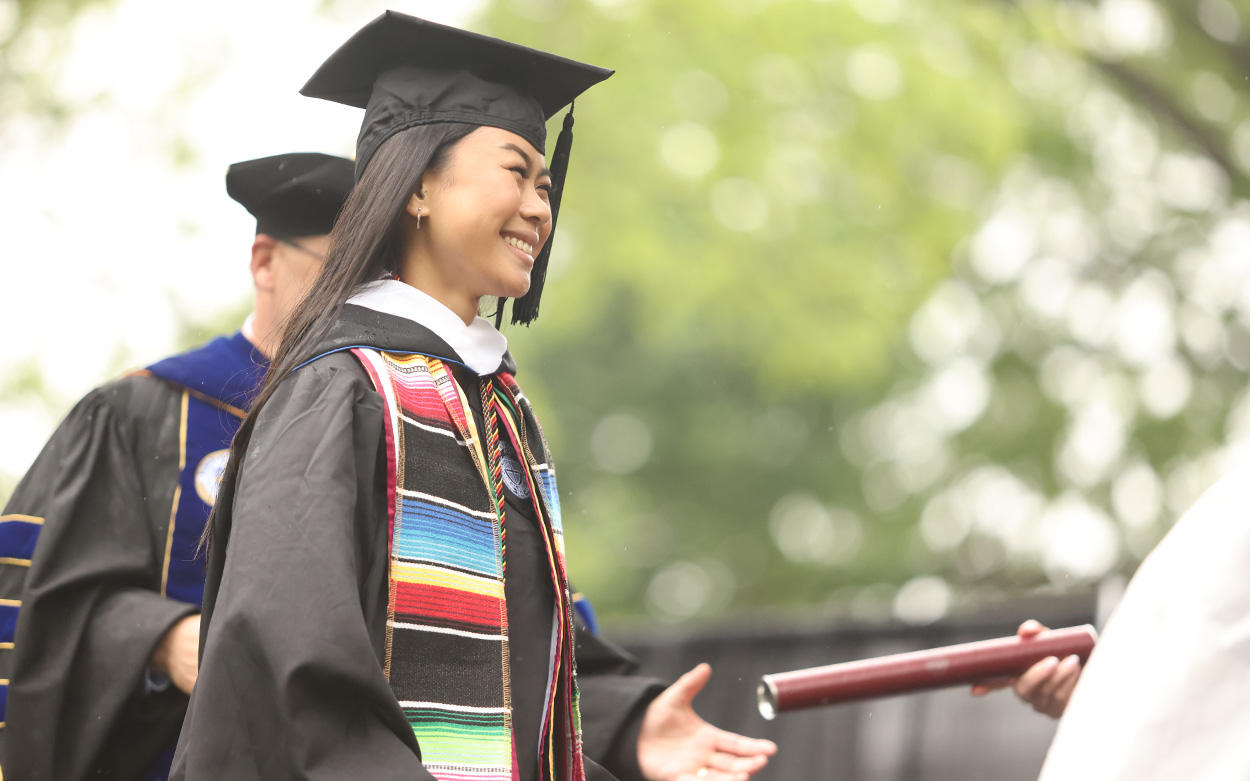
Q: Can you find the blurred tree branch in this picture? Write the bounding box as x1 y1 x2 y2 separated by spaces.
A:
1011 0 1250 195
1170 2 1250 85
1091 57 1242 191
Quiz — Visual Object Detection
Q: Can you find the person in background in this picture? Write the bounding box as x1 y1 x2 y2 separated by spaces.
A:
0 152 354 781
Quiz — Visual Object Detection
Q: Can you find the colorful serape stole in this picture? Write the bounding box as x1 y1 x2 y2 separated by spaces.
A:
352 349 585 781
485 378 584 781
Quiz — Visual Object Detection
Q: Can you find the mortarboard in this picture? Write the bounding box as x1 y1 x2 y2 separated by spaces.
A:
300 11 614 325
226 153 355 239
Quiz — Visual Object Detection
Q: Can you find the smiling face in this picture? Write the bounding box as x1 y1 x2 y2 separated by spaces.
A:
399 126 554 323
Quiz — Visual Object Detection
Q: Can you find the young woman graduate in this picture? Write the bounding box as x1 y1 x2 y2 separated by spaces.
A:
171 12 777 781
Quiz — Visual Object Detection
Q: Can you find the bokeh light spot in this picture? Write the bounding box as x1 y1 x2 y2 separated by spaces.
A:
591 413 653 475
1112 460 1163 529
769 493 863 565
1197 0 1241 43
846 46 903 101
1138 355 1192 419
710 177 769 232
893 576 951 625
1040 494 1120 582
671 69 730 122
659 121 720 180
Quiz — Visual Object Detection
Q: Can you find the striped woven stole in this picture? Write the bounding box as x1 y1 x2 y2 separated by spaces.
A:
488 374 584 777
352 349 585 781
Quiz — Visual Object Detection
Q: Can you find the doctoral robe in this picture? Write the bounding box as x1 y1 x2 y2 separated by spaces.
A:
0 332 262 781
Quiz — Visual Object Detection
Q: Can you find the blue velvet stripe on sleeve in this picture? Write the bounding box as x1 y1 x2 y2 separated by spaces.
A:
0 519 41 561
0 602 18 643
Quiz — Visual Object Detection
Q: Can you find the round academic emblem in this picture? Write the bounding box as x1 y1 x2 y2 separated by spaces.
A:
194 449 231 506
500 443 530 499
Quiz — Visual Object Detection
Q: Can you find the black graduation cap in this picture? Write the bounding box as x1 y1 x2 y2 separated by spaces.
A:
226 153 355 239
300 11 614 325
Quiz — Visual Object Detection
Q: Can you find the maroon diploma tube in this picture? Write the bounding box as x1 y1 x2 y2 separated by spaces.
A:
758 624 1097 719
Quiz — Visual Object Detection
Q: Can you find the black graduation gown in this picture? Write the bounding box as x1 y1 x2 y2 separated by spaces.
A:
0 377 201 781
172 306 664 781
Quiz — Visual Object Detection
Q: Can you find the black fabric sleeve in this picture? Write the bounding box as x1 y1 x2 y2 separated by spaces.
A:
171 360 433 781
88 590 199 780
585 755 626 781
576 622 668 781
0 382 197 781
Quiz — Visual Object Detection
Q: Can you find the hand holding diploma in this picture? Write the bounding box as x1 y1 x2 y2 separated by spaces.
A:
758 620 1094 718
970 620 1083 717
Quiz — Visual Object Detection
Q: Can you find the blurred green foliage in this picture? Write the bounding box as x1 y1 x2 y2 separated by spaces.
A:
472 0 1036 619
473 0 1250 624
0 0 117 133
6 0 1250 627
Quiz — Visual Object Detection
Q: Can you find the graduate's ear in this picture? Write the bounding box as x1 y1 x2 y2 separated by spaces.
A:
404 187 427 221
250 234 279 292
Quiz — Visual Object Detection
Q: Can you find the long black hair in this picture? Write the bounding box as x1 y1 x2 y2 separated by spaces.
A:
202 122 478 552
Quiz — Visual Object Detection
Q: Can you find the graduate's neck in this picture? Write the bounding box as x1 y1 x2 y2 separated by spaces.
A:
395 268 481 327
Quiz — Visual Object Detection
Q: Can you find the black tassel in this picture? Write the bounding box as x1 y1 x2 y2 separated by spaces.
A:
512 104 575 325
495 298 507 329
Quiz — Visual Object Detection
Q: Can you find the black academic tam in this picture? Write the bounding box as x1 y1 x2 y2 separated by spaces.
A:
300 10 613 176
226 152 355 239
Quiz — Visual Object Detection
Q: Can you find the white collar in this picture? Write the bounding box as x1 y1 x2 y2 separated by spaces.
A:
346 279 508 376
240 312 257 345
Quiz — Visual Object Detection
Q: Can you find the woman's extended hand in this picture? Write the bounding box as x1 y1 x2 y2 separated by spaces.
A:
636 663 778 781
151 614 201 695
969 619 1082 718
